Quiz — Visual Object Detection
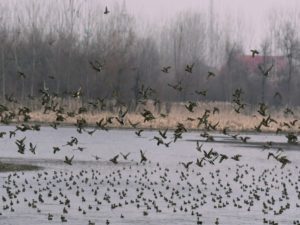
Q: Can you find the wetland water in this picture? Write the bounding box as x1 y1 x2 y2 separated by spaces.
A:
0 126 300 225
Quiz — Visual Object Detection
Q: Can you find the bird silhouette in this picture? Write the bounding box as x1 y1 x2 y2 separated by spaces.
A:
53 146 60 154
195 90 207 96
139 150 147 163
104 6 110 14
29 143 37 154
18 71 26 79
161 66 171 73
207 71 216 79
250 49 259 57
258 64 274 77
110 154 119 164
185 101 197 112
231 154 242 161
158 128 168 139
15 137 26 154
135 129 144 137
92 155 101 160
64 155 74 165
120 152 130 160
185 63 194 73
196 141 203 152
180 161 193 170
89 60 103 72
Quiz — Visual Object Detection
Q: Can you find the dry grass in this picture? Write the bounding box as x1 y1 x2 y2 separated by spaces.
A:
24 101 300 133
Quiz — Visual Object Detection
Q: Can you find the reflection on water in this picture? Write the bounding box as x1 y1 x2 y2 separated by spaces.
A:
0 126 300 224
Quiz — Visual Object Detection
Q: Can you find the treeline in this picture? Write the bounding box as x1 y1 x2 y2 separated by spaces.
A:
0 0 300 108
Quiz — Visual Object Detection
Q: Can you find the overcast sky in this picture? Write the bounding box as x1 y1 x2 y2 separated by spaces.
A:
114 0 300 47
2 0 300 48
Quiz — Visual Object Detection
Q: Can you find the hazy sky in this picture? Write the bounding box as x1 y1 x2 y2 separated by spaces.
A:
2 0 300 48
116 0 300 47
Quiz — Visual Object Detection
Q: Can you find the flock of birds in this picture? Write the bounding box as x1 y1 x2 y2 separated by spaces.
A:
0 6 299 223
1 158 300 224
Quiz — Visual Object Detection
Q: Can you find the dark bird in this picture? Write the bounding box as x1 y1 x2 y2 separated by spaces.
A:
158 128 168 139
64 136 78 146
258 64 274 77
73 146 85 152
164 141 172 147
180 161 193 170
161 66 171 73
9 131 16 138
104 6 110 14
168 81 183 92
128 120 140 128
196 141 203 152
72 87 82 99
195 90 207 96
120 152 130 160
219 154 229 163
29 143 37 154
250 49 259 57
152 136 164 146
231 154 242 161
89 60 104 72
110 154 119 164
0 132 6 138
185 101 197 112
185 63 194 73
274 91 282 100
222 127 229 135
290 119 298 126
140 150 147 164
240 136 250 143
196 157 206 167
141 109 155 122
285 132 297 144
92 155 101 161
135 129 144 137
15 137 26 154
213 107 219 114
53 146 60 154
257 102 268 116
18 71 26 78
284 107 294 115
207 71 216 79
64 155 74 165
268 152 291 169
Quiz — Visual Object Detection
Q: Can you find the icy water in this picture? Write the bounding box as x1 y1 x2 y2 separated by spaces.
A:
0 126 300 225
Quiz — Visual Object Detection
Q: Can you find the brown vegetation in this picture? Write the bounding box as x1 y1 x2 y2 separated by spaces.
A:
27 101 299 133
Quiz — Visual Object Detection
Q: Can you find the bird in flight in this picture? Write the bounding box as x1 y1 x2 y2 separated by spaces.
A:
140 149 147 163
110 154 119 164
185 63 194 73
104 6 110 14
207 71 216 79
161 66 171 73
18 71 26 79
180 161 193 170
258 64 274 77
250 49 259 57
64 155 74 165
120 152 130 160
92 155 101 161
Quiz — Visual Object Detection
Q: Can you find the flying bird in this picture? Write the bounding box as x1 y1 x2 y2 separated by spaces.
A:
161 66 171 73
104 6 110 14
64 155 74 165
250 49 259 57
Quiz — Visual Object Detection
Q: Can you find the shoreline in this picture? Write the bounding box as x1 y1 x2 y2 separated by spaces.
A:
0 161 40 173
